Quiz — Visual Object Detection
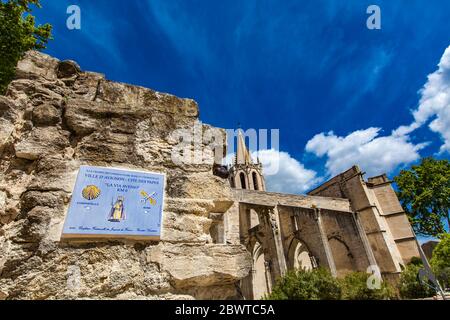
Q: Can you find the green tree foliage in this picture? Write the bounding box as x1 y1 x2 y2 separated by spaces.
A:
265 268 397 300
431 234 450 270
340 272 396 300
265 268 341 300
394 158 450 237
397 238 449 299
430 234 450 289
0 0 52 94
408 256 423 266
398 262 436 299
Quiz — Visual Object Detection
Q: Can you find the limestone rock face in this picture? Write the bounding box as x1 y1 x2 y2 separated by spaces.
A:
32 103 60 126
147 244 252 288
0 51 250 300
14 127 70 160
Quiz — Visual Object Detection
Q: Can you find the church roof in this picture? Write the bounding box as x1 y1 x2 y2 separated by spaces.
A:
236 129 253 165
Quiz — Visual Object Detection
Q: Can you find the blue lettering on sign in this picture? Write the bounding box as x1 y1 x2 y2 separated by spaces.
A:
62 166 165 240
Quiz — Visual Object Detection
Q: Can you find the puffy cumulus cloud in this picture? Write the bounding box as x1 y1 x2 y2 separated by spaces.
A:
223 47 450 192
305 46 450 177
252 149 322 194
394 45 450 153
223 149 321 194
305 128 427 177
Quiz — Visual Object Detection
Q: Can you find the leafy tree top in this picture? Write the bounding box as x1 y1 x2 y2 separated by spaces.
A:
394 157 450 237
430 233 450 271
0 0 52 94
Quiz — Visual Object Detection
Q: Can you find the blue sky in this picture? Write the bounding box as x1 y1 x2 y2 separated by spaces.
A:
33 1 449 236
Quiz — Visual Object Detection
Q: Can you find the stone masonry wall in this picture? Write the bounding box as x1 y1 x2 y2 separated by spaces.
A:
0 51 251 300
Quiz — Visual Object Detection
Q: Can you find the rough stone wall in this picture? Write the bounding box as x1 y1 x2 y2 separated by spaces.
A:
367 175 419 264
0 51 251 300
320 210 371 276
309 167 403 274
232 189 352 212
277 206 331 270
308 166 420 277
232 187 372 280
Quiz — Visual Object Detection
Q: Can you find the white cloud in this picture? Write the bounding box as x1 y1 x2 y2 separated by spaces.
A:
225 46 450 192
224 149 321 194
305 45 450 177
394 45 450 153
253 149 322 194
305 128 427 177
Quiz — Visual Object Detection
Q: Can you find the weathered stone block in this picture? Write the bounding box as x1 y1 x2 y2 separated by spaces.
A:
56 60 81 79
14 127 70 160
32 104 60 126
0 51 250 300
161 212 212 243
146 244 251 288
15 51 59 81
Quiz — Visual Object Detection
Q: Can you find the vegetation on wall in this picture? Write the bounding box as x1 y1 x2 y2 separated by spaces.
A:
430 234 450 290
394 157 450 237
339 272 395 300
0 0 52 94
398 262 436 299
265 268 342 300
265 268 396 300
265 258 449 300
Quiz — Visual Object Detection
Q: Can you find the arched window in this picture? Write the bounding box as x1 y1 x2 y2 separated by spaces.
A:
252 172 259 190
240 172 247 189
252 242 270 299
287 239 313 271
328 237 355 276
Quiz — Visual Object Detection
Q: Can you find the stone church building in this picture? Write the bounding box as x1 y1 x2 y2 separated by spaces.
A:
223 130 420 299
0 52 420 300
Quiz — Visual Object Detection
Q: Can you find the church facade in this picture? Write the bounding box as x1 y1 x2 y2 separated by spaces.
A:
219 131 420 299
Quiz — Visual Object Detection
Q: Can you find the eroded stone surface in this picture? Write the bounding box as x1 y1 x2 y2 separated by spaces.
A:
32 103 60 126
0 51 248 300
146 243 251 288
14 127 70 160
